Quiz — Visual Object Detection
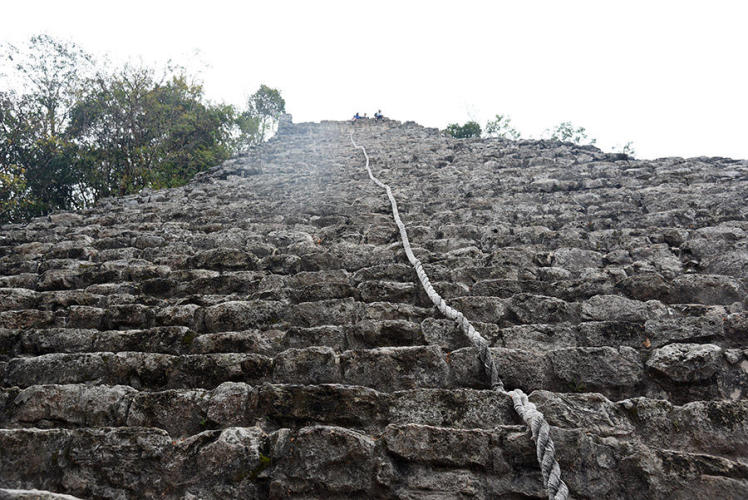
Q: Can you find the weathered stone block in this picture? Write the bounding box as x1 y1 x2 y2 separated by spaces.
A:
383 424 493 468
272 347 340 384
0 288 39 311
548 346 644 388
646 343 723 382
258 383 387 427
340 346 448 391
270 426 376 495
347 319 423 348
203 300 284 332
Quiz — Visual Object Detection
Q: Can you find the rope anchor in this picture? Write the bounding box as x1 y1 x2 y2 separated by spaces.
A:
350 131 569 500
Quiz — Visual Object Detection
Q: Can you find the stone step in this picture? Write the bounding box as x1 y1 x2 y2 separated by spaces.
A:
3 251 742 308
0 383 390 436
4 341 744 403
2 352 273 390
448 344 746 404
498 316 741 351
5 381 743 456
0 296 436 334
0 426 269 499
0 327 196 359
4 421 744 499
274 422 748 499
0 319 430 359
530 390 748 461
0 345 447 391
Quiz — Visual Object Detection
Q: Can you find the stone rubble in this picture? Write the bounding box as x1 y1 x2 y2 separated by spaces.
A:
0 115 746 498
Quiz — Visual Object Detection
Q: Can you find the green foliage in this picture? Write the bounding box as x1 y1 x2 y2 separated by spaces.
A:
1 37 92 221
1 34 284 224
0 93 30 222
234 112 261 150
2 34 93 136
485 114 520 140
1 89 85 219
0 163 29 222
21 135 83 215
445 121 481 139
546 121 596 145
236 84 286 149
69 65 235 198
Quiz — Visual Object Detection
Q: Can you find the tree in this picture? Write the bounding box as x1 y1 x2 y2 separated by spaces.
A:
546 122 596 145
485 114 520 140
0 35 92 222
1 89 84 221
0 163 27 222
69 65 236 199
0 94 30 222
445 121 482 139
2 34 93 136
1 34 264 223
1 91 34 222
236 84 286 149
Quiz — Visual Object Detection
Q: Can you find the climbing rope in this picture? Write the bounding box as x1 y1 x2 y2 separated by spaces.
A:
350 131 569 500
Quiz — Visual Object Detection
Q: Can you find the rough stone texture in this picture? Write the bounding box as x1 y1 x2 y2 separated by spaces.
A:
646 343 723 382
0 116 746 498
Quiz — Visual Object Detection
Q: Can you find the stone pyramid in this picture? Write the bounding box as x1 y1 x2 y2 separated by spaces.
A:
0 116 746 498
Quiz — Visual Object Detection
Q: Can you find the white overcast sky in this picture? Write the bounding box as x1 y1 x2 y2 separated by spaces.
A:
3 0 747 160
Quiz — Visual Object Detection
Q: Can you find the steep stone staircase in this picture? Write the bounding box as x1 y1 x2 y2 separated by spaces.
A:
0 116 746 498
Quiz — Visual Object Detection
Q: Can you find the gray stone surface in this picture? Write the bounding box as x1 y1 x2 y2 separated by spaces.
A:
0 116 746 498
646 343 723 382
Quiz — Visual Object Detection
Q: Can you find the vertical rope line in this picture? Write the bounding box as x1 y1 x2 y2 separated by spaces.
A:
350 131 569 500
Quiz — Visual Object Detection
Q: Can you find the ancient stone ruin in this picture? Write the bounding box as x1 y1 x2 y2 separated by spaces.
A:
0 116 746 498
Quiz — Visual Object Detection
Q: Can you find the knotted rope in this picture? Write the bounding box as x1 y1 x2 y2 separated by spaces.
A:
350 131 569 500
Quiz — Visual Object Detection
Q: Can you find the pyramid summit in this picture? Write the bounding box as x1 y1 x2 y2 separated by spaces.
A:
0 116 746 498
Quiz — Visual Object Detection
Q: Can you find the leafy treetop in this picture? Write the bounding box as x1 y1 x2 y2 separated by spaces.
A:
485 114 520 140
546 121 596 145
1 34 285 223
445 121 481 139
236 84 286 149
